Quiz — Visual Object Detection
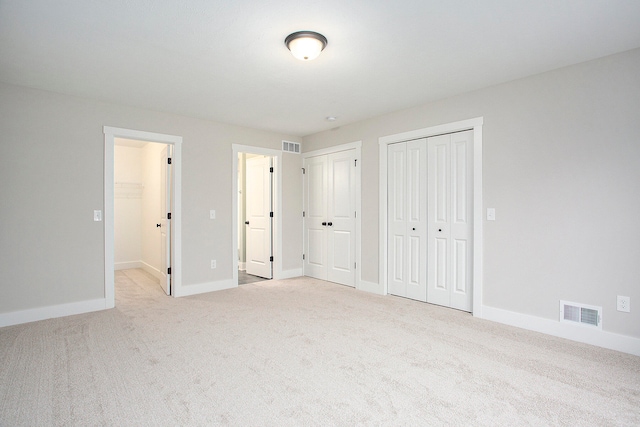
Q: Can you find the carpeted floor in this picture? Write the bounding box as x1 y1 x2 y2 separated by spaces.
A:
0 269 639 426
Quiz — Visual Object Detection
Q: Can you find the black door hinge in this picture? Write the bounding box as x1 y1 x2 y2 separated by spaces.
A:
270 256 274 262
270 212 274 218
302 168 306 174
303 254 305 260
168 158 172 164
355 159 357 167
303 211 305 217
167 213 172 219
167 267 171 275
270 167 274 173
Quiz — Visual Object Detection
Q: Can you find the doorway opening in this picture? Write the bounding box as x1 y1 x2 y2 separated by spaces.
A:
238 152 273 285
104 126 182 308
114 138 173 296
232 144 283 287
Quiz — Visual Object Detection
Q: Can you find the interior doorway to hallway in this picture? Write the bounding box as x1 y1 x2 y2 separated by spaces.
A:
237 152 273 285
231 144 283 287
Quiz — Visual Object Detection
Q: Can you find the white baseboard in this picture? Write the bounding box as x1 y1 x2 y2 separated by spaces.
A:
238 262 246 271
176 279 235 297
141 261 163 281
279 268 303 280
115 261 142 270
0 298 107 328
481 305 640 357
357 279 384 295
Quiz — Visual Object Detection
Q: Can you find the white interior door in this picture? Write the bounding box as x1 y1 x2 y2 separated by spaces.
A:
427 130 473 311
303 155 327 280
246 156 273 279
159 144 172 295
327 151 356 286
303 149 356 287
387 139 427 301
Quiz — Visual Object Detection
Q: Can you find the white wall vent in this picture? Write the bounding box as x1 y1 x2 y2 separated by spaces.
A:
282 140 300 154
560 300 602 329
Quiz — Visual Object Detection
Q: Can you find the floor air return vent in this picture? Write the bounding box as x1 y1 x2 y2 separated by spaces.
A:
560 300 602 329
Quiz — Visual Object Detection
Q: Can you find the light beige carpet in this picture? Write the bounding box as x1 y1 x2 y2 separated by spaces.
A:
1 269 638 426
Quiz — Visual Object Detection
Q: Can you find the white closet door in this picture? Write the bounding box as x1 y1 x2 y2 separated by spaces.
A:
303 150 356 287
427 130 473 311
327 150 356 286
246 156 273 279
303 155 328 280
387 139 427 301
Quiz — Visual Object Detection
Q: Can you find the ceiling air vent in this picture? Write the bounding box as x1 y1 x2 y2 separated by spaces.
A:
282 140 300 154
560 300 602 329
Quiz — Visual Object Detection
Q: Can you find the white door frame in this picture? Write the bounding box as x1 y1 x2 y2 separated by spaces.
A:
232 144 282 285
379 118 483 316
302 141 362 289
104 126 183 307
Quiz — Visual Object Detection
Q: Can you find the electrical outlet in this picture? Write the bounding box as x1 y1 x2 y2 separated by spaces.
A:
617 295 630 313
211 260 216 269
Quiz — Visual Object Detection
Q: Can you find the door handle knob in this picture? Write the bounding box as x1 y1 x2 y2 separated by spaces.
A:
322 222 327 226
245 221 250 225
412 227 416 231
438 229 442 232
328 222 333 226
156 223 161 227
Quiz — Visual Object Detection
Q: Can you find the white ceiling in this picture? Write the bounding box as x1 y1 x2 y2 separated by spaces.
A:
1 1 639 137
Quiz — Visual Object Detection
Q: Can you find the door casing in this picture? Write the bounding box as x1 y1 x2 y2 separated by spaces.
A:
232 145 282 286
104 126 183 306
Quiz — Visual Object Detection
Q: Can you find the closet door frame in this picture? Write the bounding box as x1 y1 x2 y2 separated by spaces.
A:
379 117 483 316
302 141 362 289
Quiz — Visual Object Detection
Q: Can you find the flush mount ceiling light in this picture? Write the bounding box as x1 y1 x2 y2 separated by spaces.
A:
285 31 327 61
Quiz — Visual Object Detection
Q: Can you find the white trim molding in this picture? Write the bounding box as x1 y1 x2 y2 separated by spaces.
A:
176 280 235 297
104 126 183 306
0 299 107 328
482 305 640 357
378 117 484 316
280 268 303 279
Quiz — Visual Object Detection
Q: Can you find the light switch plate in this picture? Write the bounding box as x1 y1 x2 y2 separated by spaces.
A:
210 210 216 219
94 210 102 222
487 208 496 221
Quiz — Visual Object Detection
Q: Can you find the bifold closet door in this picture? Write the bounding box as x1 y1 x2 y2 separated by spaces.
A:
303 150 356 287
427 130 473 311
387 139 427 301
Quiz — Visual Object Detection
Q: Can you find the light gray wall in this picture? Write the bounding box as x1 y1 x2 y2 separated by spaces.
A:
0 82 302 313
303 48 640 338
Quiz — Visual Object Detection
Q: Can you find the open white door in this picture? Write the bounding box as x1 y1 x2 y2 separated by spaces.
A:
159 145 172 295
245 155 273 279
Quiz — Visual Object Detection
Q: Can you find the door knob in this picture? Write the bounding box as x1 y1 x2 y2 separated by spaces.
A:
438 229 442 232
322 222 327 226
328 222 333 226
156 223 161 228
245 221 250 225
412 227 416 231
